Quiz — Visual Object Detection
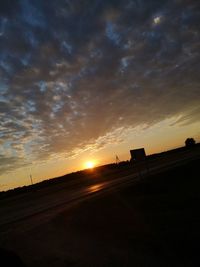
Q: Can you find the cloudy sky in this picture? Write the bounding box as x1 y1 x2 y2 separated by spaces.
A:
0 0 200 191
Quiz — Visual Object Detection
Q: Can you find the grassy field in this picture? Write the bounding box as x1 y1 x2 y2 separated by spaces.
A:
0 158 200 267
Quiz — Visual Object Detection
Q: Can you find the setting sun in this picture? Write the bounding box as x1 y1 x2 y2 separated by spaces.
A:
85 161 95 169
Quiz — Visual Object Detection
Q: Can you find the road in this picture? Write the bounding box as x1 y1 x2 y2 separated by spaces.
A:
0 147 199 229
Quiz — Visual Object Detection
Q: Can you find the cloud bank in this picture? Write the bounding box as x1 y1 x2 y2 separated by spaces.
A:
0 0 200 174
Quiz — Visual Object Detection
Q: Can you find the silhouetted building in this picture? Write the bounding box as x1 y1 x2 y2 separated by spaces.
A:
130 148 146 163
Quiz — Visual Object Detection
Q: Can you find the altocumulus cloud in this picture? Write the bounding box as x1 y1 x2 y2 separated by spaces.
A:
0 0 200 174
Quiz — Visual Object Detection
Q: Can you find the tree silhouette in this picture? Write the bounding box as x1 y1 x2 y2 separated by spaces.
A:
185 138 196 147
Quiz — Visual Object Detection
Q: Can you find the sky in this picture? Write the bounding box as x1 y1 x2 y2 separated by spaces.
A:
0 0 200 191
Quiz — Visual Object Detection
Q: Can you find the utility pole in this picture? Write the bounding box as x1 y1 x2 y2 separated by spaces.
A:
116 155 120 164
30 174 33 185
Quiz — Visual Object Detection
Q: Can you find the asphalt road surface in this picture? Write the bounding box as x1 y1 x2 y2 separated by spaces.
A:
0 147 199 229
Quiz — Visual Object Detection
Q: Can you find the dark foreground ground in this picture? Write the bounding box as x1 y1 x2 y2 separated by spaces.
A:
1 158 200 267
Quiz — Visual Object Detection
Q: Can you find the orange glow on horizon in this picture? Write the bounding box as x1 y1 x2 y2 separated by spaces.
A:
84 161 96 169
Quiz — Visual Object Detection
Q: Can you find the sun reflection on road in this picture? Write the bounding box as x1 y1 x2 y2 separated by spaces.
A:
88 184 103 193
